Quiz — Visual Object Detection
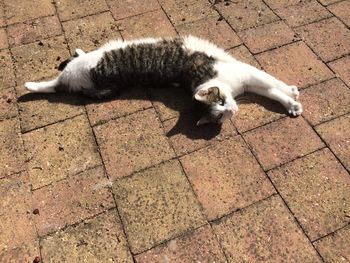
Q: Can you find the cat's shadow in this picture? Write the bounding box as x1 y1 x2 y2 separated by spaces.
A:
18 86 286 140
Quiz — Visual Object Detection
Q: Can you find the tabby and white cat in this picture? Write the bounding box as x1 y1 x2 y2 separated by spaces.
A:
25 35 302 125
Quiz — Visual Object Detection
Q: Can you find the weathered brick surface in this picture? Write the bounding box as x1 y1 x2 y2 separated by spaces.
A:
63 12 121 53
164 115 237 156
94 109 175 179
177 15 242 50
314 225 350 262
328 55 350 87
16 84 85 132
86 88 152 126
316 114 350 171
135 225 226 263
244 117 324 170
268 148 350 241
55 0 109 21
2 1 350 261
212 195 322 263
113 160 205 254
32 166 115 236
238 21 297 54
296 17 350 62
3 0 55 25
180 136 275 220
216 0 279 31
0 49 16 90
108 0 161 21
256 42 334 88
0 173 39 262
7 16 62 47
119 10 177 40
275 0 332 27
0 88 17 120
300 78 350 126
0 28 8 49
0 118 25 178
328 0 350 27
41 210 133 262
159 0 215 26
23 115 101 189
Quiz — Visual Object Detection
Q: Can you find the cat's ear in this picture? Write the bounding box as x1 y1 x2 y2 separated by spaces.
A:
194 87 220 102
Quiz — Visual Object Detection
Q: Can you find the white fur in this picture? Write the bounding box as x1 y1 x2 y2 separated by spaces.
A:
25 35 302 121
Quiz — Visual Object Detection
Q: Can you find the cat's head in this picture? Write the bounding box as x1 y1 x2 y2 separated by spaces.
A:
194 80 237 126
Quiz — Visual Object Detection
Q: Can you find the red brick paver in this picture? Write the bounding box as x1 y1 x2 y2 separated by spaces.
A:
1 0 350 261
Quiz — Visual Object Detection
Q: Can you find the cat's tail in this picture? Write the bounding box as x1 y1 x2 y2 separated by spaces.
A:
25 78 59 93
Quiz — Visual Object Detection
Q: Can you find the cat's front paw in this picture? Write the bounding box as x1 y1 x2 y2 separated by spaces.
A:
289 85 299 100
288 101 303 116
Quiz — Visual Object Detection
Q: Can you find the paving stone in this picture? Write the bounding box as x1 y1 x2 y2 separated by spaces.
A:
0 118 25 178
244 116 324 170
239 21 297 54
264 0 301 9
318 0 343 5
0 49 16 90
216 0 279 32
113 160 205 254
0 88 17 120
108 0 161 20
56 0 109 21
256 42 334 88
32 166 115 237
0 28 8 49
268 148 350 241
314 225 350 262
118 10 177 40
63 12 121 53
23 115 101 189
300 78 350 126
212 195 322 263
227 45 261 69
328 0 350 27
3 0 55 25
149 86 193 122
180 136 274 220
86 88 152 126
135 225 226 263
7 15 62 47
176 15 242 50
94 109 175 180
275 0 332 27
316 114 350 171
41 210 133 262
328 55 350 87
11 36 70 85
0 173 39 262
296 17 350 62
159 0 215 26
233 93 286 133
164 114 236 156
16 84 85 132
0 5 5 27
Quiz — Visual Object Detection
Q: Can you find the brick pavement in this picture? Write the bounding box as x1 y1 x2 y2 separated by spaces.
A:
0 0 349 262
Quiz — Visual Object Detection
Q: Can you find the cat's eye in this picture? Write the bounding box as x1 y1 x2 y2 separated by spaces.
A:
219 98 225 106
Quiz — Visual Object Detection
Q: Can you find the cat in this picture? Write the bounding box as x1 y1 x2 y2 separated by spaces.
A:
25 35 302 125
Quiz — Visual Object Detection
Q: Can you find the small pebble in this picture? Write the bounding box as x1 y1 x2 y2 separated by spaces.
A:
33 209 40 215
33 256 41 263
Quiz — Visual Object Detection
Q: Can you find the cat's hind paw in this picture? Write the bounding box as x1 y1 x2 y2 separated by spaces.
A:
25 82 40 92
288 101 303 116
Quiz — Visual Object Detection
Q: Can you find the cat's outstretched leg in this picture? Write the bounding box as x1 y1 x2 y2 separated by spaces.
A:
25 77 60 93
243 66 302 115
75 48 85 56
